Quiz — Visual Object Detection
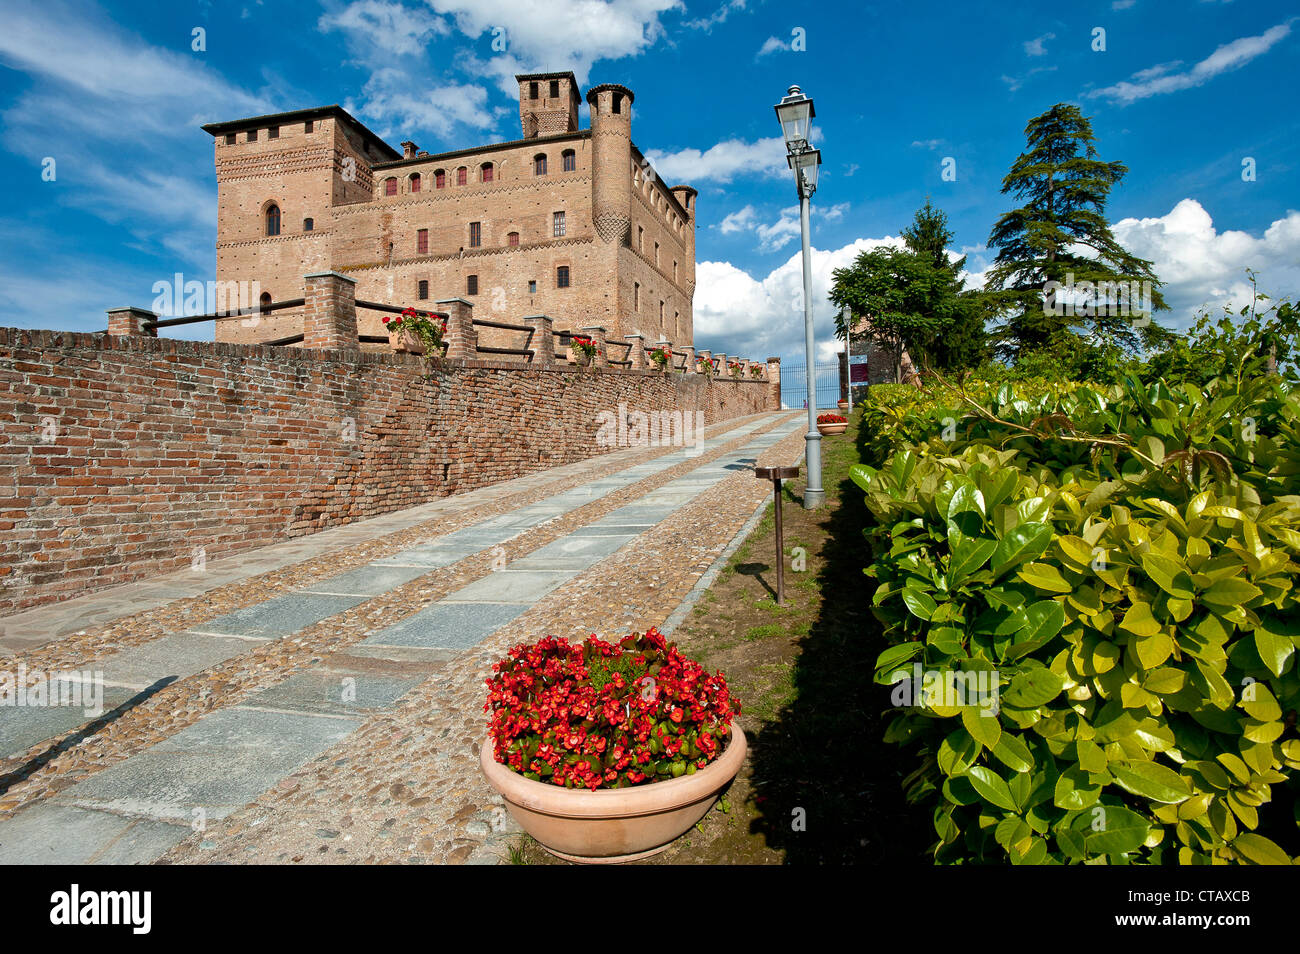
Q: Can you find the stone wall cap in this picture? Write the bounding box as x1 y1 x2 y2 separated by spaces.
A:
580 325 608 333
106 306 158 315
623 332 645 339
520 314 553 321
304 270 358 284
435 297 474 306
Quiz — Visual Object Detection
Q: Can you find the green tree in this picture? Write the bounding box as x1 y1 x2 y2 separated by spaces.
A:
984 103 1167 362
832 201 986 380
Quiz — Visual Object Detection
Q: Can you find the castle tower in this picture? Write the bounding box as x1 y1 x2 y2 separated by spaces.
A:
586 83 634 246
517 72 580 139
669 185 698 329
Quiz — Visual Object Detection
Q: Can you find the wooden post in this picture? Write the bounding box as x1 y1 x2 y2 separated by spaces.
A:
755 465 799 605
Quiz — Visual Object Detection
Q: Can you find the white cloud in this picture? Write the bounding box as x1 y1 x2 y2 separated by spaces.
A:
756 36 786 56
911 139 943 150
344 70 500 137
1024 32 1055 57
318 0 449 55
714 203 851 252
693 237 907 360
645 134 788 184
684 0 747 31
1112 198 1300 329
1089 19 1294 103
1002 65 1057 92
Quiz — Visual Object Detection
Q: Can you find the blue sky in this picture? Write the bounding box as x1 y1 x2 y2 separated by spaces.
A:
1 0 1296 365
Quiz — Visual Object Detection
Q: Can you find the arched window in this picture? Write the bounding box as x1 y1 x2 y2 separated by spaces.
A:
456 166 467 186
507 231 519 247
409 172 421 193
435 169 446 189
481 162 494 183
384 177 398 196
303 217 314 231
265 204 280 236
534 153 547 176
259 292 272 311
562 149 576 172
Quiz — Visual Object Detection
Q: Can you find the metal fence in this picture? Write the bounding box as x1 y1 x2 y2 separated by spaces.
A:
779 361 841 410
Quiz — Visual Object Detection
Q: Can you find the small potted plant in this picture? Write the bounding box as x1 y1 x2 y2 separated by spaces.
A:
816 412 848 436
727 361 743 379
837 398 849 413
480 629 745 863
383 307 446 359
749 365 764 379
695 355 714 376
571 334 599 367
649 345 672 371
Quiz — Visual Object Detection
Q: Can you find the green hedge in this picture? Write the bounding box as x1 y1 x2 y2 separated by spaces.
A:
853 368 1300 864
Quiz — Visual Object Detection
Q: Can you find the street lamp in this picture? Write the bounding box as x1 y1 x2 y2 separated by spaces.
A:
774 84 824 508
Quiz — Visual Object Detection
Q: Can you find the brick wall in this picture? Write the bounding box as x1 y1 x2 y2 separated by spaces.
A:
0 327 775 614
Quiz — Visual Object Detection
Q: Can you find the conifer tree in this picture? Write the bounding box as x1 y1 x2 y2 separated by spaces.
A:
984 103 1166 361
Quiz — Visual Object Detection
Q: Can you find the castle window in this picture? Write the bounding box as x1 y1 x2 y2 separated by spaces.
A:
410 172 421 193
552 212 566 237
417 229 428 254
556 266 570 289
673 261 678 281
612 94 622 114
654 242 659 265
549 79 560 98
247 129 258 142
481 162 494 182
225 132 236 145
528 280 537 294
265 204 280 236
268 126 279 140
529 82 539 100
562 149 576 172
303 217 314 231
467 275 478 295
456 166 467 186
659 300 665 322
384 177 397 196
304 120 313 133
418 280 429 300
259 292 272 311
469 221 481 247
507 231 519 247
534 154 547 176
435 169 446 189
637 226 644 251
633 282 640 311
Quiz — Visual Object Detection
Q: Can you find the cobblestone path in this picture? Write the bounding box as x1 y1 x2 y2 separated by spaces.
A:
0 411 805 864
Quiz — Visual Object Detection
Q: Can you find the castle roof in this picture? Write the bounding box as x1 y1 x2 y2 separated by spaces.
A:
200 105 401 161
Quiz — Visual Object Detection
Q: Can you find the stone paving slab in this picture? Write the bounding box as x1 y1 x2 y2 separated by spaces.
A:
446 569 574 603
298 564 431 597
243 670 427 716
98 632 262 689
359 601 530 650
196 593 366 638
0 685 137 760
0 804 190 865
55 708 361 823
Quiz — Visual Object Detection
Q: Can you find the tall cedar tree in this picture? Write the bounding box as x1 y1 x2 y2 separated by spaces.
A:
985 103 1166 360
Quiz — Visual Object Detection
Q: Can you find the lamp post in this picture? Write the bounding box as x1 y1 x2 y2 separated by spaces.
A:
774 85 824 508
842 304 853 414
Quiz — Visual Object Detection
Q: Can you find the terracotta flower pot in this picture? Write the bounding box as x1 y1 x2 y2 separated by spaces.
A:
388 328 424 355
480 722 747 863
817 421 848 436
837 399 849 412
573 351 592 367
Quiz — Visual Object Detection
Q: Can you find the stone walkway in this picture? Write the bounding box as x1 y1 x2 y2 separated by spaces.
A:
0 411 805 864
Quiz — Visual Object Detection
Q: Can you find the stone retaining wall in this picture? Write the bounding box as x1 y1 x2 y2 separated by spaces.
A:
0 327 776 614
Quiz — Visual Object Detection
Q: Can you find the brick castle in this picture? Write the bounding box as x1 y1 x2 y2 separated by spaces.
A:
202 72 697 351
